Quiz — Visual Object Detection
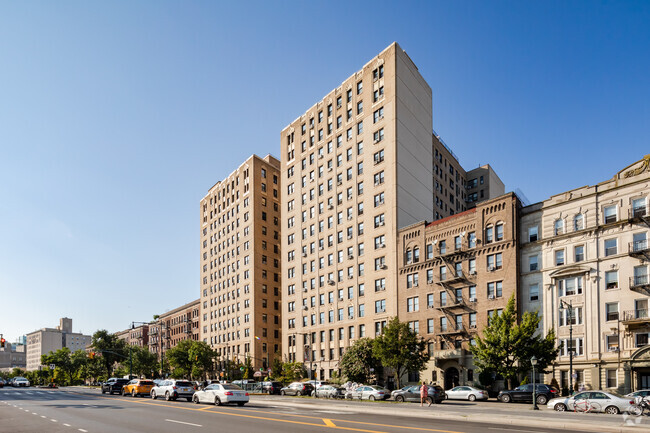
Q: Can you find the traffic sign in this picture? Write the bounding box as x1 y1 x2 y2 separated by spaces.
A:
49 364 55 370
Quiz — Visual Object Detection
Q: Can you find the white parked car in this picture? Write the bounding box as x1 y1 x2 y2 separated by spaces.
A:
151 379 195 401
547 390 635 414
12 377 30 387
192 383 249 406
445 386 489 401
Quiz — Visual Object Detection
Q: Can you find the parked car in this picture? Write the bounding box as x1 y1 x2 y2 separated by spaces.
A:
280 382 314 396
101 378 130 395
12 377 30 387
0 378 5 388
192 383 249 406
346 385 390 401
392 385 444 404
548 390 635 414
151 379 195 401
122 379 155 397
261 381 283 395
305 380 331 389
498 384 559 405
445 386 489 401
314 385 345 399
625 389 650 398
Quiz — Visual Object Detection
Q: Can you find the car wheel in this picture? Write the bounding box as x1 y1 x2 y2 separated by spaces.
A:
214 396 222 406
536 395 547 405
369 395 376 401
237 402 245 406
395 395 404 402
554 403 567 412
132 389 137 398
193 395 200 404
165 391 171 401
187 397 192 402
121 388 126 396
605 405 619 415
151 391 156 400
101 388 106 394
501 394 511 403
468 394 476 402
281 390 285 396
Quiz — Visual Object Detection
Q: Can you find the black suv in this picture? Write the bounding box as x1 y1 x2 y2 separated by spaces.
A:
101 378 130 395
261 381 283 395
497 384 559 405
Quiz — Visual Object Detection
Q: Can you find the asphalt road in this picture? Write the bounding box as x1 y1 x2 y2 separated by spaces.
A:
0 387 601 433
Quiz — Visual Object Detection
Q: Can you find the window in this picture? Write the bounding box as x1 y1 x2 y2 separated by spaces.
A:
605 303 619 321
468 232 476 248
604 238 617 256
607 334 619 351
528 226 538 242
558 276 582 296
632 197 647 217
495 223 504 241
357 81 363 94
555 249 565 266
487 281 502 298
406 297 419 312
373 129 384 143
573 245 585 262
375 299 386 313
560 338 583 356
406 273 419 288
605 270 618 289
604 205 617 224
529 283 539 301
554 219 564 235
485 226 493 243
373 86 384 102
606 369 617 388
574 214 584 231
559 306 582 326
373 107 384 123
529 255 538 271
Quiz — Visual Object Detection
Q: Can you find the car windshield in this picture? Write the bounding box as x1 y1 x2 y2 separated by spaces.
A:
140 381 154 385
175 381 192 387
223 384 242 390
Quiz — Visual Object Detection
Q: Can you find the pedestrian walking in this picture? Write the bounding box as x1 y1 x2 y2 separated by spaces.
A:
420 382 429 407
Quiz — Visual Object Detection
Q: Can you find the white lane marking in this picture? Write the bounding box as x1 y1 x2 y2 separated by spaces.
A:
41 415 46 418
64 424 71 427
32 412 38 415
79 429 88 432
51 419 57 422
488 429 545 433
165 419 203 427
24 409 30 412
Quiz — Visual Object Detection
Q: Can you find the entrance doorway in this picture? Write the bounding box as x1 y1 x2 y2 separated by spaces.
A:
444 367 459 390
640 372 650 389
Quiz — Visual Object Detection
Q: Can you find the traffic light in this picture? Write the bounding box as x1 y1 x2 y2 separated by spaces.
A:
0 338 5 348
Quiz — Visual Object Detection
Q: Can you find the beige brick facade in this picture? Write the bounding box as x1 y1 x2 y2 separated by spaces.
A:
200 154 281 372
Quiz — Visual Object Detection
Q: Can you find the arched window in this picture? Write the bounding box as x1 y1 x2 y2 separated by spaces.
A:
554 219 564 236
495 223 504 241
413 247 420 263
574 214 584 231
405 249 412 264
485 225 494 243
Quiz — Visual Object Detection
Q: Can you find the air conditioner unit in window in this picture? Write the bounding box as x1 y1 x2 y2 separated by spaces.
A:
328 279 335 285
427 304 435 309
378 221 385 226
339 297 344 301
348 275 354 279
469 297 477 303
379 244 386 249
379 264 387 270
349 314 354 319
319 154 324 159
427 279 434 284
608 347 619 352
413 283 419 287
347 216 353 220
302 253 308 257
328 167 333 172
303 306 308 311
378 308 385 313
348 254 354 259
303 288 308 292
373 138 380 144
488 266 495 272
469 324 477 329
310 178 314 183
328 205 334 210
319 246 324 251
469 270 477 275
488 295 495 300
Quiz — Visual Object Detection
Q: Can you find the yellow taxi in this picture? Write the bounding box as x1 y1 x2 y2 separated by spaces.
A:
122 379 155 397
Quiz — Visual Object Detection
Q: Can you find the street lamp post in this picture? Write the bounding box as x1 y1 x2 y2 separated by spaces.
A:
531 356 539 410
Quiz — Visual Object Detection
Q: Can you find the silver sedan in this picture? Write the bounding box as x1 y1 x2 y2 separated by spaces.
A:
192 383 249 406
547 390 635 414
346 385 390 401
445 386 489 401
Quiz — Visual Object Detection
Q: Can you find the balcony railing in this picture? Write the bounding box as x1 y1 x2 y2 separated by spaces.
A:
629 207 648 219
631 275 649 288
436 297 465 309
439 324 465 335
629 240 649 253
621 309 649 322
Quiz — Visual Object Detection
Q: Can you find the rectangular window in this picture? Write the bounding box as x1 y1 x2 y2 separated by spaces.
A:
555 250 565 266
604 205 617 224
529 283 539 301
529 255 538 271
605 270 618 289
606 303 619 321
528 226 538 242
606 369 617 388
574 245 584 262
604 239 617 256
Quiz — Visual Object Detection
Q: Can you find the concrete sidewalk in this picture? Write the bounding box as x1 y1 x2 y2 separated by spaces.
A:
250 395 650 433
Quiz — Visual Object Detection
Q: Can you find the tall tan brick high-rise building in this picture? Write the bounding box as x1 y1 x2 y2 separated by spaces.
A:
200 154 281 371
397 193 521 388
281 43 435 381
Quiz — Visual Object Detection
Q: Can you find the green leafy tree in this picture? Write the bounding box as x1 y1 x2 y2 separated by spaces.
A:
271 356 283 380
340 338 382 384
167 340 217 380
373 317 430 389
469 295 559 389
279 361 305 383
130 345 159 378
41 348 87 385
242 356 253 380
91 330 127 377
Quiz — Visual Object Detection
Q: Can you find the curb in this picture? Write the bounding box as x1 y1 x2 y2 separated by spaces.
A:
252 398 649 433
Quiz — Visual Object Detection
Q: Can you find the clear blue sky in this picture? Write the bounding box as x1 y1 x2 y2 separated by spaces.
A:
1 1 648 343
